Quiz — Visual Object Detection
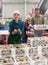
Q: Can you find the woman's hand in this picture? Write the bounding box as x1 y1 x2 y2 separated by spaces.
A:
12 29 22 35
12 31 15 35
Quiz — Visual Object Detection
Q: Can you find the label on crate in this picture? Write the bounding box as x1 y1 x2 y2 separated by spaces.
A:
25 47 29 56
0 64 2 65
38 46 42 56
11 48 16 58
35 62 44 65
0 50 2 58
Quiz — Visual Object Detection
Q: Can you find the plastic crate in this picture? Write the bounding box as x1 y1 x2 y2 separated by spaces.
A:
30 56 47 65
1 49 11 57
0 45 13 57
16 56 31 65
42 46 48 58
13 44 26 56
0 57 15 65
25 45 38 56
31 59 47 65
27 37 48 47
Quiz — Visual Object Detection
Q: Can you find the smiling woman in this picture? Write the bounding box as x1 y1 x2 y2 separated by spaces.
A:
8 10 24 44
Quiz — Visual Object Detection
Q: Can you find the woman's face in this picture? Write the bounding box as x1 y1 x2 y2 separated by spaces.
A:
13 13 20 20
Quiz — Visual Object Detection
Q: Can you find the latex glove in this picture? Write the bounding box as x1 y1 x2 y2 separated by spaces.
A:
29 24 32 27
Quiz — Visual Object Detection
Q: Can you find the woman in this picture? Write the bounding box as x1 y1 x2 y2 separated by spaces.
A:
24 15 31 43
8 10 24 44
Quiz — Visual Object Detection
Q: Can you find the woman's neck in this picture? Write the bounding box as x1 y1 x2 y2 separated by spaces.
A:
15 19 19 23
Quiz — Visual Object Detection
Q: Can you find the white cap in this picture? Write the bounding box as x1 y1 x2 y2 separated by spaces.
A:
13 10 21 15
26 15 31 19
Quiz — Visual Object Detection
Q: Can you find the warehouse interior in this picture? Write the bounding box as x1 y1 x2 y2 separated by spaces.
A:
0 0 48 65
2 0 46 19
